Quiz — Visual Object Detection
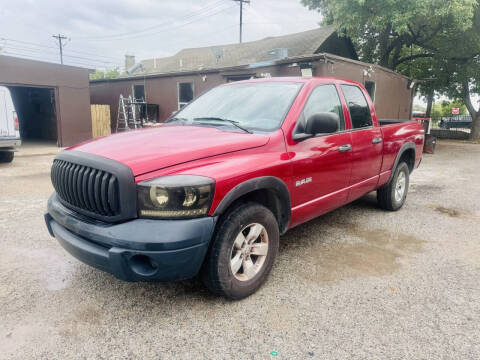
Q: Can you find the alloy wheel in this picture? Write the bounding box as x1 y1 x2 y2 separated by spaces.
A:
230 223 269 281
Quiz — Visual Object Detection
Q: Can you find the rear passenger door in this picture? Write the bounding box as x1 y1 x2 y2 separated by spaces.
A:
340 84 383 201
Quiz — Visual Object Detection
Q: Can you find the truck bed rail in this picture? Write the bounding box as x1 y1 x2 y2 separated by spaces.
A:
379 119 414 126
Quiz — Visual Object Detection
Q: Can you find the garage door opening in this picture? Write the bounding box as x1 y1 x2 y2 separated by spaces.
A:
7 86 58 145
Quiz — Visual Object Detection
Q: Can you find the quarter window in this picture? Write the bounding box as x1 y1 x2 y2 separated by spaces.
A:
364 81 376 102
341 85 372 129
297 84 345 133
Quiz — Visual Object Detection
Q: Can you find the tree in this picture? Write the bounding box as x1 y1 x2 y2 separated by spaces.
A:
302 0 480 139
302 0 477 70
89 67 120 80
435 5 480 138
431 100 467 118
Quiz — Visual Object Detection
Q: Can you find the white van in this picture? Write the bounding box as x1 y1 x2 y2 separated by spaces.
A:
0 86 21 163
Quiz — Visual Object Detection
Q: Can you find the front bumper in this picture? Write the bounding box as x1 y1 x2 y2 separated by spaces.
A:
45 193 217 281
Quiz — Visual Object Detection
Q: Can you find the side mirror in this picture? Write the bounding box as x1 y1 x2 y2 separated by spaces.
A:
293 112 339 141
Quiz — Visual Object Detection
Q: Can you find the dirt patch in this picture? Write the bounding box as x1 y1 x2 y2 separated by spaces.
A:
426 204 468 218
434 206 462 217
430 205 480 221
295 224 424 283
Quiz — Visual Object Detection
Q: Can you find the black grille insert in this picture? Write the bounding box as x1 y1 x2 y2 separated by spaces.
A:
51 159 120 217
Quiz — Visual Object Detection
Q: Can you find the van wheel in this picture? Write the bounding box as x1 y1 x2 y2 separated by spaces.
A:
0 151 14 163
377 162 409 211
201 202 279 300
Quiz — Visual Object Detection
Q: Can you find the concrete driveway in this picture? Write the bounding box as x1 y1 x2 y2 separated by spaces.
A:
1 140 479 359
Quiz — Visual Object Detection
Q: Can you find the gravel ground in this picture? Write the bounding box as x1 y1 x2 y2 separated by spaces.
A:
1 140 479 359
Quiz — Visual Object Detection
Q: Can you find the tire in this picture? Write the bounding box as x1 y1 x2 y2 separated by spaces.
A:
0 151 14 163
377 161 409 211
201 202 279 300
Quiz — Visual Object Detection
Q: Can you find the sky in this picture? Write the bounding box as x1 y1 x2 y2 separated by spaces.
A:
0 0 322 70
1 0 477 109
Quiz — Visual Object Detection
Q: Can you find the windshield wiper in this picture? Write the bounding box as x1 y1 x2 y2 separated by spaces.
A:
166 117 189 123
193 117 253 134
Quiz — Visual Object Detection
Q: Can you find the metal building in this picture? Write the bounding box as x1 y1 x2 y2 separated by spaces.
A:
90 27 414 129
0 55 92 147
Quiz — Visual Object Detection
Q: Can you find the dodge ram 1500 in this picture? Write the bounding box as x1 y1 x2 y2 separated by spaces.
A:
45 77 424 299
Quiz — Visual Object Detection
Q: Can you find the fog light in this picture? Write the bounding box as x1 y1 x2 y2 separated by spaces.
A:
129 254 159 276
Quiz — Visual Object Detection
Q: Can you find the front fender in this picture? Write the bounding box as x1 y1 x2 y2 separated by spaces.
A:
212 176 291 234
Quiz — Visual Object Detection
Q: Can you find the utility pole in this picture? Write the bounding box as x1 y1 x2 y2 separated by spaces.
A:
233 0 250 43
52 34 68 64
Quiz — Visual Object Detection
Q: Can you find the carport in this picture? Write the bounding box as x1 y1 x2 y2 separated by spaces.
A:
0 55 92 147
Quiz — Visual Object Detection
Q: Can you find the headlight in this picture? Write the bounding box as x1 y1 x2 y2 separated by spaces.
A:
137 175 215 219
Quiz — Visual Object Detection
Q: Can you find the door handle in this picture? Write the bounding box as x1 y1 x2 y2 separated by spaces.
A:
338 144 352 152
372 137 382 144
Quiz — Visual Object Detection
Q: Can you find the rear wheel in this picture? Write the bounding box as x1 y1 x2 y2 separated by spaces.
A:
201 202 279 300
0 151 14 163
377 162 409 211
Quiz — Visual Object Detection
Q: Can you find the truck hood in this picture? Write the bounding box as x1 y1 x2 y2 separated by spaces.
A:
69 125 270 176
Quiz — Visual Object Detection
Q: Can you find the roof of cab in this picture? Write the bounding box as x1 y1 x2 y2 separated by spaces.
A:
224 76 361 86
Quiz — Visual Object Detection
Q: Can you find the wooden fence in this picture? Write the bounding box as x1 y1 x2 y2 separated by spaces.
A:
91 105 111 138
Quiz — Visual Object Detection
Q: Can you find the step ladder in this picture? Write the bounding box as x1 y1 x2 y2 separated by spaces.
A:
116 94 145 132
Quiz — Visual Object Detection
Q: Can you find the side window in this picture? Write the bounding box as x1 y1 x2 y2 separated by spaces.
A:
133 84 145 101
178 82 194 109
341 85 372 129
298 84 345 132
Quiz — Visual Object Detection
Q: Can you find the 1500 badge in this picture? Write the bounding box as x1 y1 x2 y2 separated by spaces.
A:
296 177 312 187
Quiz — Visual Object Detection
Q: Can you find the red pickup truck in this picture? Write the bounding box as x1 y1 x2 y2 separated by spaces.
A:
45 77 424 299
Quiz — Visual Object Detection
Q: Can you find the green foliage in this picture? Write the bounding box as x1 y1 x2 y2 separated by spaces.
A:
301 0 478 69
431 100 468 118
89 68 120 80
302 0 480 137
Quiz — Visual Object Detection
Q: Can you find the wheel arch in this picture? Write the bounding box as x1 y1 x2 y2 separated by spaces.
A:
212 176 291 234
387 142 416 184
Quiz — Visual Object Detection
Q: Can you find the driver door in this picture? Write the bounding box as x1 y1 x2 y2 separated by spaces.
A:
287 84 353 223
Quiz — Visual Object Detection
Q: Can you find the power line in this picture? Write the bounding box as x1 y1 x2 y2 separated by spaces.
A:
80 0 227 41
1 2 239 67
135 4 236 41
63 48 122 61
83 2 236 42
52 34 68 64
0 37 57 50
0 47 124 70
1 43 122 67
0 50 107 69
0 37 123 62
89 4 235 42
1 44 58 56
0 50 58 62
1 2 237 66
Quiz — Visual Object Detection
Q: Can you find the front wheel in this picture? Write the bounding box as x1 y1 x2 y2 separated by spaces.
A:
377 161 410 211
201 202 279 300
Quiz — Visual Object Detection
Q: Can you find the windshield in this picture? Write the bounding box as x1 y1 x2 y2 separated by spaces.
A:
171 82 303 132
